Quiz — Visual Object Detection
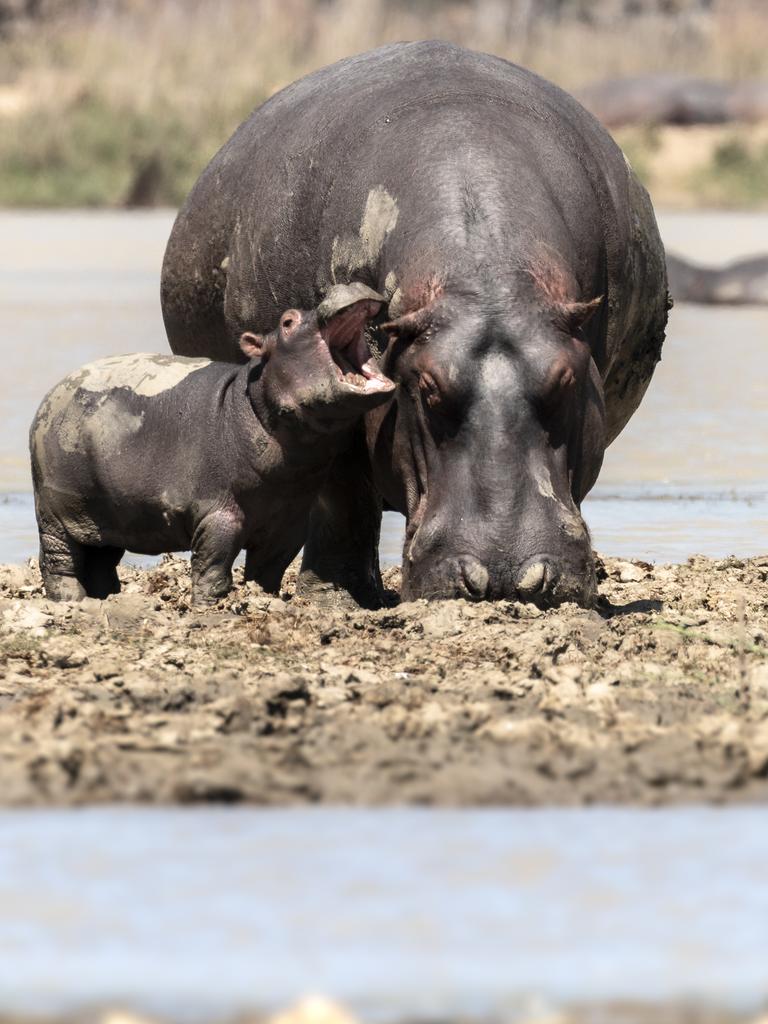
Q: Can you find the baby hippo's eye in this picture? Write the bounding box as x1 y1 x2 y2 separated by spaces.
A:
280 309 302 336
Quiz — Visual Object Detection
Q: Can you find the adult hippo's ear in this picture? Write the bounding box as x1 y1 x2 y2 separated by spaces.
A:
380 305 432 345
555 295 603 336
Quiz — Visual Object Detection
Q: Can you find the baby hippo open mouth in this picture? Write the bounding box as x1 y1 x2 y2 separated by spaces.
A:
317 284 393 395
239 283 396 431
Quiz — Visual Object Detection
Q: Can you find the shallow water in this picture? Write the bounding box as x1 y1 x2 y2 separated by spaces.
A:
0 806 766 1019
1 210 766 564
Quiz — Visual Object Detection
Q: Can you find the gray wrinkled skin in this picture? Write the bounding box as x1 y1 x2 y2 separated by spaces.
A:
30 289 392 604
161 41 668 609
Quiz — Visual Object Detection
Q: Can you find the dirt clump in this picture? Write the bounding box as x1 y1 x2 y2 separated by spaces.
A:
0 553 767 806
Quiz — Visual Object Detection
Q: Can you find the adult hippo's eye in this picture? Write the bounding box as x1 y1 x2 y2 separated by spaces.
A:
418 371 443 409
417 369 464 442
539 363 577 413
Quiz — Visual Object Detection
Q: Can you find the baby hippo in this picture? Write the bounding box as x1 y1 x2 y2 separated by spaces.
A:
30 284 394 604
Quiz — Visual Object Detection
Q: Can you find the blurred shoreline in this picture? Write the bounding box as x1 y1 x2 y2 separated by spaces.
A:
0 0 767 209
0 1005 764 1024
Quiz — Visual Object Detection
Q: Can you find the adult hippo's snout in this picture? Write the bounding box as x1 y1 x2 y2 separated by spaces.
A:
459 556 490 600
403 553 491 601
402 533 598 608
513 554 597 607
516 558 553 599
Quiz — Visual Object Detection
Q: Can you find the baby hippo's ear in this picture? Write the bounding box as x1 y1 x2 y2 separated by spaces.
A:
239 332 268 361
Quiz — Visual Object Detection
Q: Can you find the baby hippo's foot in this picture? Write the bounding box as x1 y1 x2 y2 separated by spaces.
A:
191 581 233 606
42 573 86 602
190 560 235 607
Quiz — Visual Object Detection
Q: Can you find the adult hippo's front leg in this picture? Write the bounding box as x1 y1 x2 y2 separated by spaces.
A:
296 432 385 609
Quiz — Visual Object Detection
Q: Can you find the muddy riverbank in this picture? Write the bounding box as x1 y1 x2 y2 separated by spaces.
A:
1 554 767 806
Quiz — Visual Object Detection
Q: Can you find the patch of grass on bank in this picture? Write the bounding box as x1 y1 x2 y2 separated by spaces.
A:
613 122 768 209
613 125 662 187
688 136 768 207
0 91 255 206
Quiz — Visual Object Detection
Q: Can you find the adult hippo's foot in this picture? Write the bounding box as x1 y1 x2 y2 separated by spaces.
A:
296 436 386 610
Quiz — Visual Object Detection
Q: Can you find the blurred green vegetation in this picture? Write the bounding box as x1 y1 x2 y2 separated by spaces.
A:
613 125 662 186
612 123 768 208
689 137 768 207
0 90 257 206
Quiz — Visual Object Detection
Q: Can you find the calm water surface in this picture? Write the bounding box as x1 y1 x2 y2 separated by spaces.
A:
0 806 766 1019
1 209 766 562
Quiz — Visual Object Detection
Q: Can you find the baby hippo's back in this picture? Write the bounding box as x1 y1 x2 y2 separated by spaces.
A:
31 352 225 555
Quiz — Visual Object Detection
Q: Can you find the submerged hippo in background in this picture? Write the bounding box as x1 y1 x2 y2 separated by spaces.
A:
162 41 668 608
578 75 768 128
30 285 392 604
667 252 768 306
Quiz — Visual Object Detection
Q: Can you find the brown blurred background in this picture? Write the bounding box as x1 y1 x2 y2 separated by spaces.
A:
0 0 767 208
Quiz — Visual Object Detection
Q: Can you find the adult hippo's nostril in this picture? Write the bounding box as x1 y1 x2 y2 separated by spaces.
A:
403 549 595 606
458 556 489 600
515 557 559 601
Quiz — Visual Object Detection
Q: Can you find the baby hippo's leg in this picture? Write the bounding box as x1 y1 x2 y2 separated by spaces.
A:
38 518 87 601
190 512 242 605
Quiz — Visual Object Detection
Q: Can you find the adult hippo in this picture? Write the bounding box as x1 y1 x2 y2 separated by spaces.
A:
578 75 732 128
666 252 768 305
578 75 768 128
161 41 668 608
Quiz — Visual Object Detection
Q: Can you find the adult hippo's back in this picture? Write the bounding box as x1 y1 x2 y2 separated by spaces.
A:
162 41 668 607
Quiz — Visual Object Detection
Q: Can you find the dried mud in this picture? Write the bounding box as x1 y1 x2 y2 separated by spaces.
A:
1 554 767 806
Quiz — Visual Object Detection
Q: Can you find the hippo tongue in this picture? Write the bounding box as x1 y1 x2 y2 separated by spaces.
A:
332 334 392 393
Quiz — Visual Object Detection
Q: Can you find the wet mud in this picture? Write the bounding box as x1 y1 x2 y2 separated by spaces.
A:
1 553 767 806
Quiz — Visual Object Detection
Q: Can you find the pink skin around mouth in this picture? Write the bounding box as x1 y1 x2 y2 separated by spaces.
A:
321 300 394 395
